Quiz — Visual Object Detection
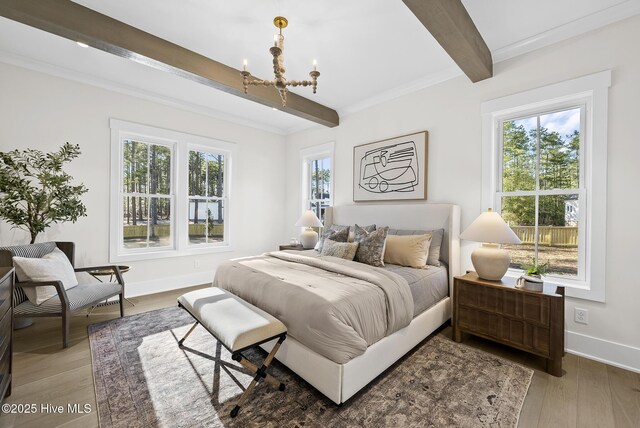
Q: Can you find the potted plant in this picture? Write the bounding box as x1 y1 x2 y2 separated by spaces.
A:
0 143 88 244
523 258 550 279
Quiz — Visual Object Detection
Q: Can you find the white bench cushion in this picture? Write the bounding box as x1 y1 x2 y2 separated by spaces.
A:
178 287 286 353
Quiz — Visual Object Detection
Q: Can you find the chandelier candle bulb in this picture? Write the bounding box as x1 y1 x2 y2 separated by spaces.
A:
313 59 317 71
243 59 247 71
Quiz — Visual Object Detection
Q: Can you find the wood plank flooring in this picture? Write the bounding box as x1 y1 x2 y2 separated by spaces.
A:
0 286 638 428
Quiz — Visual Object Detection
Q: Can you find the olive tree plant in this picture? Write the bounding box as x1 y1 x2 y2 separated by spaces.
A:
0 143 88 244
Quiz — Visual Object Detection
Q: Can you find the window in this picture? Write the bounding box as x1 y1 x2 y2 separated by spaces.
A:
300 143 334 224
188 150 227 245
499 106 585 280
481 71 610 302
110 120 235 262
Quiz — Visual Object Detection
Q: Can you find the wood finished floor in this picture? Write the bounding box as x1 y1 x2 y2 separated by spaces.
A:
0 285 638 428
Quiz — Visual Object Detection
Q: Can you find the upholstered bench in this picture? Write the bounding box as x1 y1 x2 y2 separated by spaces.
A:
177 287 287 418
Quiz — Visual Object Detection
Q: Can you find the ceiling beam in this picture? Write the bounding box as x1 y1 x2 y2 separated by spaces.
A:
402 0 493 82
0 0 339 128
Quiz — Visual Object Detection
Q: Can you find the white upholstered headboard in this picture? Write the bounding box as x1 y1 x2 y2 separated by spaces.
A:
324 203 461 292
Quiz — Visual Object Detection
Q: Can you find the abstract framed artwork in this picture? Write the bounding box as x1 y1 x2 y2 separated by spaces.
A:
353 131 428 202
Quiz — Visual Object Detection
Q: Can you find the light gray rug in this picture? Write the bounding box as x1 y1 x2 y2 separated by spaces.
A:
89 307 533 428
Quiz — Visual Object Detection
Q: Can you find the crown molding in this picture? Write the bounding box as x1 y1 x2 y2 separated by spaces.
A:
339 66 462 118
492 0 640 63
0 50 290 136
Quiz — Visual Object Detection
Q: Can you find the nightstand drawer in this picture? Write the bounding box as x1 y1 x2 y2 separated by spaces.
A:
457 281 501 312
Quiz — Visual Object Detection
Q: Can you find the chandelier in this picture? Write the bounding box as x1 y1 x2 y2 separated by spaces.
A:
241 16 320 107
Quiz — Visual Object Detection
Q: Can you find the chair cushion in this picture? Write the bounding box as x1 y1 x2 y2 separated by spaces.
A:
178 287 287 353
13 248 79 305
14 283 122 315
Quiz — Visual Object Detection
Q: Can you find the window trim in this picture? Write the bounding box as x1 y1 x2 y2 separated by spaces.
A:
481 71 610 302
300 142 335 220
110 119 236 262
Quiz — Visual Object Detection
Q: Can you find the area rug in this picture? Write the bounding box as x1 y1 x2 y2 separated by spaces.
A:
88 307 533 428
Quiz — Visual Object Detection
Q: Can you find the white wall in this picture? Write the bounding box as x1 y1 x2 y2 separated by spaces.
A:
0 64 287 296
284 15 640 370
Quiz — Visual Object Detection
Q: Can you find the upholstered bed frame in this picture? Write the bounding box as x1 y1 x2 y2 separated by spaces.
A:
260 202 461 404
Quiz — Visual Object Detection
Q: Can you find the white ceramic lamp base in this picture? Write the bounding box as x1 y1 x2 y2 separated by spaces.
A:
471 244 511 281
299 228 319 249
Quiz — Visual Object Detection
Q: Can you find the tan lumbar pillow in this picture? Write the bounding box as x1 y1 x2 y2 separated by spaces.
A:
320 238 359 261
384 233 432 268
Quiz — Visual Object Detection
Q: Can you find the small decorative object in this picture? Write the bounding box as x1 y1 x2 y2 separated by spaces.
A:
241 16 320 107
294 210 323 249
289 237 299 246
353 131 428 202
522 258 550 279
516 275 544 292
460 208 522 281
0 143 88 243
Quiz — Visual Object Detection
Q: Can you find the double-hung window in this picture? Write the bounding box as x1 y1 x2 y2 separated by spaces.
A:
481 71 610 301
110 119 234 262
300 143 334 223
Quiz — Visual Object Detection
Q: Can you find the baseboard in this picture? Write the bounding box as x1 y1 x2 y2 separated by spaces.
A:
566 330 640 373
125 271 213 298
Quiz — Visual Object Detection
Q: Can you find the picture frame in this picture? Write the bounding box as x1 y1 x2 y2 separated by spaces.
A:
353 131 428 202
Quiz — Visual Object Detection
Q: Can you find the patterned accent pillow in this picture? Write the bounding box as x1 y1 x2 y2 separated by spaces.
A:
353 224 389 267
316 225 350 252
348 224 376 242
320 238 359 260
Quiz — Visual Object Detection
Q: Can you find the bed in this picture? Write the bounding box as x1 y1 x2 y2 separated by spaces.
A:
215 203 460 404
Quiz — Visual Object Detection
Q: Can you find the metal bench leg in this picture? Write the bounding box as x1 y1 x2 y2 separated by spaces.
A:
230 335 286 418
178 321 199 346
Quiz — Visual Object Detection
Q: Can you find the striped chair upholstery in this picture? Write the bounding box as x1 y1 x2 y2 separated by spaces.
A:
0 242 58 306
14 283 122 315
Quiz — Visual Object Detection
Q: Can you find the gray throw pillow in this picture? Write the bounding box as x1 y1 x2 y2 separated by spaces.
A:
316 224 350 252
387 228 444 267
320 238 359 260
353 224 389 267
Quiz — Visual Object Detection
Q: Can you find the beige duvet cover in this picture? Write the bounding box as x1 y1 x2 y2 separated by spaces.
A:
213 251 414 364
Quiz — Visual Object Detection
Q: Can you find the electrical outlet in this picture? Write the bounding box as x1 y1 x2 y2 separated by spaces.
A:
194 259 201 268
574 308 589 324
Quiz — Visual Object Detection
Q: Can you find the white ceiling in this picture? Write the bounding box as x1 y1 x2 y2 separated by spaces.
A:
0 0 638 134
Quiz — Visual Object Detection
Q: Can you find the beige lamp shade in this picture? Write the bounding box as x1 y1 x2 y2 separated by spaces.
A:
460 209 522 244
460 208 522 281
294 210 323 228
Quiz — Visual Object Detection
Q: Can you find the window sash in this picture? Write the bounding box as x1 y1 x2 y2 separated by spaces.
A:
187 147 230 248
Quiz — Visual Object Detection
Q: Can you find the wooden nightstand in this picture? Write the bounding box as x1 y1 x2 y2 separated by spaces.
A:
453 272 565 376
278 244 305 251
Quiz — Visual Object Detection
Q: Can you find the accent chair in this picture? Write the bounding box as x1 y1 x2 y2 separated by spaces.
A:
0 241 124 348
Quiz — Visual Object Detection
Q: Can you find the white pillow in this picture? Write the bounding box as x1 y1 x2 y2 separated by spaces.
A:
13 248 79 305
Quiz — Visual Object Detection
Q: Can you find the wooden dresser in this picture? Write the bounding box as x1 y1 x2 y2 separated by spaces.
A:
0 267 13 401
453 272 565 376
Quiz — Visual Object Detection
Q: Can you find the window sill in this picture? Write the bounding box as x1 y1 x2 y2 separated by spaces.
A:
110 245 234 263
503 270 604 302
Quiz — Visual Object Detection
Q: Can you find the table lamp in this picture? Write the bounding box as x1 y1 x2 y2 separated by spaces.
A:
460 208 522 281
295 210 323 249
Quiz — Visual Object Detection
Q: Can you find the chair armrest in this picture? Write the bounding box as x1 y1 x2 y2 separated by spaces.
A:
75 265 125 287
17 280 70 309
